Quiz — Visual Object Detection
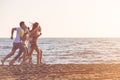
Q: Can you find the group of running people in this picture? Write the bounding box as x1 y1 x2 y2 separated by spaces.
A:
1 21 42 65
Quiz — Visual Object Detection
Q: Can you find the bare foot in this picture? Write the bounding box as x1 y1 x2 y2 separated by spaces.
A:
18 58 22 62
29 61 34 65
20 62 25 65
9 63 14 65
1 60 4 65
9 60 15 65
40 61 42 64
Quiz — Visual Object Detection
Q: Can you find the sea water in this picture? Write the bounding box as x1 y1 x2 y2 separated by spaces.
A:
1 38 120 64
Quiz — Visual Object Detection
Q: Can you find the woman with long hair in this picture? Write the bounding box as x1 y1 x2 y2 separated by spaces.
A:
27 22 42 64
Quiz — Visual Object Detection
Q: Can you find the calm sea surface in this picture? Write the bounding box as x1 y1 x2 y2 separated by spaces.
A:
1 38 120 64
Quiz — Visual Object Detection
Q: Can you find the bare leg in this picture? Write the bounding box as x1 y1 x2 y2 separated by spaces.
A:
35 47 42 65
18 56 23 62
37 52 40 65
28 48 34 64
20 47 28 64
1 50 15 65
39 49 42 64
9 50 22 65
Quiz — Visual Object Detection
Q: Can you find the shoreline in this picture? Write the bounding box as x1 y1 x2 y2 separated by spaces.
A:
0 64 120 80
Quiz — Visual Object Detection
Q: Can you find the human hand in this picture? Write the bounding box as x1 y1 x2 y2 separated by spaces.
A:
40 33 42 35
10 36 13 39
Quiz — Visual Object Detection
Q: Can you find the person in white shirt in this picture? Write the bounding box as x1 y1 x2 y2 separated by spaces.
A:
9 26 30 65
1 21 27 65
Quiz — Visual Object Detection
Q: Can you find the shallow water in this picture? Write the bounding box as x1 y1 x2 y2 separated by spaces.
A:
1 38 120 64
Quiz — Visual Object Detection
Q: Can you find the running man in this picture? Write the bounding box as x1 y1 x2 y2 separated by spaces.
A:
9 26 30 65
1 21 27 65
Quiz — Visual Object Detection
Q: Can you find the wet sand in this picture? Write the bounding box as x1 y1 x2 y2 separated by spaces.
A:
0 64 120 80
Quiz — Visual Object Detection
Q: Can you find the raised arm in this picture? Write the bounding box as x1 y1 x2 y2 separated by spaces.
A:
11 28 16 39
37 26 42 37
29 26 39 36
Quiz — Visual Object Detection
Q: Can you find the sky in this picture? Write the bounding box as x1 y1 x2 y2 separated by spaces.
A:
1 0 120 38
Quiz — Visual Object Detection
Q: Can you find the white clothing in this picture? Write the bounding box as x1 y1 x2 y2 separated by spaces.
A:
13 27 23 43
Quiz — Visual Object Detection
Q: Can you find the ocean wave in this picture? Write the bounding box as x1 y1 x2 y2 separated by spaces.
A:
0 46 12 49
80 50 101 55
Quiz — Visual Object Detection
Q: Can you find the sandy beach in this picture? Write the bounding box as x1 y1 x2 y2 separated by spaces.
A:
0 64 120 80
